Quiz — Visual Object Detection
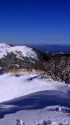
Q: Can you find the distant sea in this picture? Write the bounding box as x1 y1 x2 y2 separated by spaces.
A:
29 44 70 53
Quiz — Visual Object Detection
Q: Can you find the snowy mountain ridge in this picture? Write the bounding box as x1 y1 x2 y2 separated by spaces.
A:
0 43 38 59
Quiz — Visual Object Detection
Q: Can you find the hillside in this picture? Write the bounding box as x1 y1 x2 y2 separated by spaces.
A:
0 43 70 83
0 43 70 124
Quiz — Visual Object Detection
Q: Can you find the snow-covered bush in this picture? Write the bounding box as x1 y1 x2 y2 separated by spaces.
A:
35 120 51 125
42 120 51 125
34 120 70 125
16 119 24 125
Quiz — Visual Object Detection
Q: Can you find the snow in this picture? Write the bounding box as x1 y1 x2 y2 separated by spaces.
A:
0 43 70 124
0 105 70 125
0 73 70 103
0 43 11 48
0 43 38 59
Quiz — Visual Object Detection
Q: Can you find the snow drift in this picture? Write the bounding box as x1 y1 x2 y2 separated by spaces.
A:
0 73 70 103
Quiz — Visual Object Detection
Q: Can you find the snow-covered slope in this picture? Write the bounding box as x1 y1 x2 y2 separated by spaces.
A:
0 72 70 124
0 105 70 125
0 43 38 59
0 43 70 125
0 73 70 103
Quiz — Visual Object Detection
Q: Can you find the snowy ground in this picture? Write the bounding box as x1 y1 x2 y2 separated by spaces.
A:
0 72 70 124
0 73 70 103
0 106 70 125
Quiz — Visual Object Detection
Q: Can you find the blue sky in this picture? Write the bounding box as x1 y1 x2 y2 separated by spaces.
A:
0 0 70 45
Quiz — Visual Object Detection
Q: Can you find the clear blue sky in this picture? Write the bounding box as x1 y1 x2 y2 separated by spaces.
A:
0 0 70 45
